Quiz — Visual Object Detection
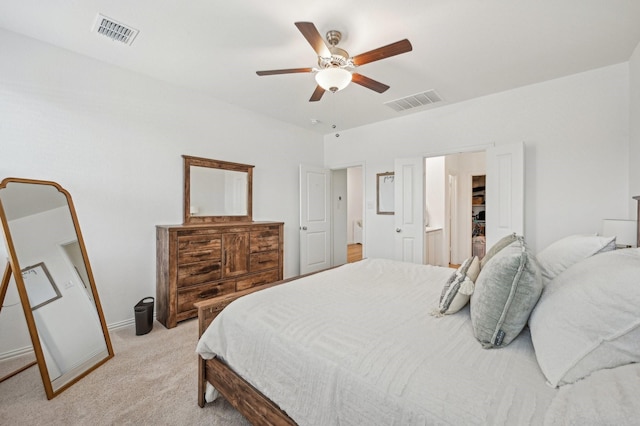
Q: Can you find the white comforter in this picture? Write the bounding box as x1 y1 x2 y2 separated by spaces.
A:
543 362 640 425
196 258 556 425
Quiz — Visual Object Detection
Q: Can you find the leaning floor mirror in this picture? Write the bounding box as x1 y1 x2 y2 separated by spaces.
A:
0 177 113 399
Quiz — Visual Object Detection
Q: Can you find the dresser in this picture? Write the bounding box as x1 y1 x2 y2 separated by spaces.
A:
156 221 283 328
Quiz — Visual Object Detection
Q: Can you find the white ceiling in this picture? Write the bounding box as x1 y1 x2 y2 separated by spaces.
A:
1 1 640 135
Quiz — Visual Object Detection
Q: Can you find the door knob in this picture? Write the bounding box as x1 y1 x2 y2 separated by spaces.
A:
396 228 402 233
301 226 308 230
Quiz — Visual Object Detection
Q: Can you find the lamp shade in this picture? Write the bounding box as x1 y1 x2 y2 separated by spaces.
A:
602 219 637 247
315 68 352 92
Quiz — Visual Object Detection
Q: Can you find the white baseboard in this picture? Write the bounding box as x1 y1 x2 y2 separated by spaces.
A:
0 314 156 360
108 312 156 330
0 345 33 361
107 318 136 330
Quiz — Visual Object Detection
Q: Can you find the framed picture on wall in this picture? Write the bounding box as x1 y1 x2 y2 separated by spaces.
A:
376 172 395 215
21 262 62 310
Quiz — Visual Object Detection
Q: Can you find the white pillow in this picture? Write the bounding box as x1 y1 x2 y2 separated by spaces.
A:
529 248 640 387
536 234 616 285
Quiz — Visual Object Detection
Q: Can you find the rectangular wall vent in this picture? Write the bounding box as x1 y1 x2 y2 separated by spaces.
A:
384 90 443 112
93 14 138 45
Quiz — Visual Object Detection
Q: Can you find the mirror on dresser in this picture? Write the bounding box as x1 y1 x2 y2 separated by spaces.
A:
0 177 113 399
156 156 283 329
183 155 254 224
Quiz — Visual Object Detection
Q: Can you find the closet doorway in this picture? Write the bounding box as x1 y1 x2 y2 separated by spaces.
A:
424 151 486 267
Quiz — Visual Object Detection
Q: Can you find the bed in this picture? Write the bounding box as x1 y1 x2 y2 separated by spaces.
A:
195 220 640 425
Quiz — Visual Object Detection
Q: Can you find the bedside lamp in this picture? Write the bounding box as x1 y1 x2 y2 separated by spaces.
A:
602 219 638 248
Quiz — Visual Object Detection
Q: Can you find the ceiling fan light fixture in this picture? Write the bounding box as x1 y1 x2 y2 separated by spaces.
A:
315 67 352 92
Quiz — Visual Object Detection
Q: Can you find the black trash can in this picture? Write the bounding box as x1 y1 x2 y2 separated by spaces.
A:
134 297 154 335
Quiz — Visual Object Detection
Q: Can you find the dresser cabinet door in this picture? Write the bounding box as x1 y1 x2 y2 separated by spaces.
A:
223 232 250 277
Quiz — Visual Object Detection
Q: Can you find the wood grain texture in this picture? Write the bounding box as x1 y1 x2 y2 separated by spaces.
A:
182 156 254 224
347 243 362 263
205 357 297 425
156 222 283 328
351 39 413 66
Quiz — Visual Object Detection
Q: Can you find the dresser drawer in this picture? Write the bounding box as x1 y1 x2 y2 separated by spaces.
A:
249 251 279 272
157 222 283 328
177 261 222 287
236 269 280 291
250 229 280 253
177 280 236 315
178 234 221 263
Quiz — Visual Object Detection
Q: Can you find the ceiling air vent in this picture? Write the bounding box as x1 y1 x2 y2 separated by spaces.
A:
92 14 138 45
384 90 443 112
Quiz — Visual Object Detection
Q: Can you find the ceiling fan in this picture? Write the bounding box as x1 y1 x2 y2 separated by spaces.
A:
256 22 413 102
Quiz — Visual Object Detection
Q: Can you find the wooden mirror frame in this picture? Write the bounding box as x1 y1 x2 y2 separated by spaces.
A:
183 155 254 224
0 177 113 399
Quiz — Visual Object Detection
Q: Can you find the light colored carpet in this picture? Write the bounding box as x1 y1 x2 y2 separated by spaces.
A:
0 318 251 425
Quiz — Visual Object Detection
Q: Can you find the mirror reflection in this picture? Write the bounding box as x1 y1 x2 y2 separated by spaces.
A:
0 178 113 398
190 166 248 216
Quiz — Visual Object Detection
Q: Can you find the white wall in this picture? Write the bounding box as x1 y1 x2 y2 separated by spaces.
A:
0 28 324 327
630 41 640 217
325 63 630 256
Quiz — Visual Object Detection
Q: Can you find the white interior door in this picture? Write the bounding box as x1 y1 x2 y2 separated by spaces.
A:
486 142 524 249
299 165 331 274
394 157 424 263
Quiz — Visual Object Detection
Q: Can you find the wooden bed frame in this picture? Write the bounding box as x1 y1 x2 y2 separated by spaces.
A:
195 273 318 425
195 198 640 425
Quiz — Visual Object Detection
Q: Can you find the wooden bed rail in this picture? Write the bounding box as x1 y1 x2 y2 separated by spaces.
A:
195 268 336 423
201 357 297 425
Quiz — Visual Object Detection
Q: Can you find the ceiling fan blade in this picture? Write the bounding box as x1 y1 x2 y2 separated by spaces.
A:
256 67 313 76
351 73 390 93
309 85 326 102
351 39 413 66
295 22 331 58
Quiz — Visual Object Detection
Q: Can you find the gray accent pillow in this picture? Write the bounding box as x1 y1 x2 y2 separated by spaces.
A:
436 256 479 315
470 236 542 348
480 233 518 268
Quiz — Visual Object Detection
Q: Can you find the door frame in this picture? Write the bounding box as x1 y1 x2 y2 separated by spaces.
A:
325 161 367 265
423 144 493 265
